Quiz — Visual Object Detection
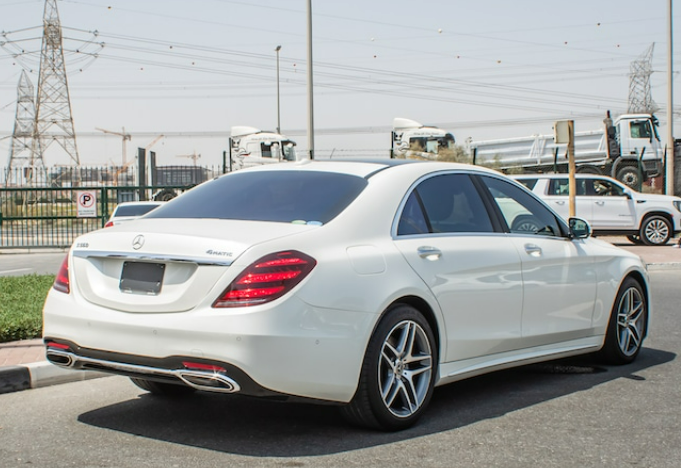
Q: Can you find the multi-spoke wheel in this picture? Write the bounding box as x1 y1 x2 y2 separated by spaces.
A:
598 278 647 365
640 215 672 246
342 304 437 431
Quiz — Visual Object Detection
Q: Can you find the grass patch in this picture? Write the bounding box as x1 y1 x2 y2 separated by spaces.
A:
0 275 54 343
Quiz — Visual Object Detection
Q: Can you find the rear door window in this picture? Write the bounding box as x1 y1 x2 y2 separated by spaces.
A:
397 173 494 235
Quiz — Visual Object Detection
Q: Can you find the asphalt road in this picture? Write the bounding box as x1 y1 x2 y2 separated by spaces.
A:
0 269 679 467
0 251 66 276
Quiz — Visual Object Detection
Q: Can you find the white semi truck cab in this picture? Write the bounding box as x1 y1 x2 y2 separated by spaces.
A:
391 118 456 159
230 126 299 170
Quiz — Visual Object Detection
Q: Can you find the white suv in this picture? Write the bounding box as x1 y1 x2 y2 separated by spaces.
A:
513 174 681 245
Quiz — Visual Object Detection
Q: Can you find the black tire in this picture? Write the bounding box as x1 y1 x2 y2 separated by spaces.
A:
627 235 643 245
639 215 672 246
616 165 641 189
154 189 177 202
341 304 437 431
130 377 196 396
598 277 647 365
576 166 601 174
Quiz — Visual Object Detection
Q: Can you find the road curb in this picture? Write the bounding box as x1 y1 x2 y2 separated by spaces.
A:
0 365 31 394
0 361 106 394
646 262 681 270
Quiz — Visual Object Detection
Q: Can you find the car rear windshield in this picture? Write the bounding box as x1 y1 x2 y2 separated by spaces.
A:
146 170 367 225
114 204 160 217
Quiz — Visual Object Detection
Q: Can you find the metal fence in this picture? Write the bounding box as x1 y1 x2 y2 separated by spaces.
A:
1 165 223 249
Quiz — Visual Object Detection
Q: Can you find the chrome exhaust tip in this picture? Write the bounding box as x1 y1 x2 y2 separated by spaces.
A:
42 347 242 395
46 349 74 367
176 371 241 393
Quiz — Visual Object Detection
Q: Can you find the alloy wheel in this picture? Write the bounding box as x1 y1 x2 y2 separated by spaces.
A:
378 320 433 418
616 286 645 357
643 218 670 245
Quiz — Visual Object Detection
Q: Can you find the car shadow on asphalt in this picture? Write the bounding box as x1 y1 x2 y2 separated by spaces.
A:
77 347 674 457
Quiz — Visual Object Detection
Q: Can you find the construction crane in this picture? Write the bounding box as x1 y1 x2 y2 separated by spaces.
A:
96 127 131 166
176 151 201 166
146 134 164 152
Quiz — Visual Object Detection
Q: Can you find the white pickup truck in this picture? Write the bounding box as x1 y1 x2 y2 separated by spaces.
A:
513 174 681 246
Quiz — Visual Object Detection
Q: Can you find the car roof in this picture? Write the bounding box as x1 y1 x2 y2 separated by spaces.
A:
512 173 618 181
234 158 503 179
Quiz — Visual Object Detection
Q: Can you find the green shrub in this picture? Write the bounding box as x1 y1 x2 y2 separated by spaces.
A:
0 275 54 343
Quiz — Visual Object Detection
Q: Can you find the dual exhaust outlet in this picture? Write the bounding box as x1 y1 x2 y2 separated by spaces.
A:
46 348 241 394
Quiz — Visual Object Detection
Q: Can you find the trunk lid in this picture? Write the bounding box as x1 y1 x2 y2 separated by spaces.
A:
70 218 315 313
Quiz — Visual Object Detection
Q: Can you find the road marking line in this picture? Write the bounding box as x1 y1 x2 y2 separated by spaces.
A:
0 268 32 275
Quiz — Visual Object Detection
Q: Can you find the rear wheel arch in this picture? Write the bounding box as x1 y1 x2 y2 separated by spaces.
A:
387 295 441 353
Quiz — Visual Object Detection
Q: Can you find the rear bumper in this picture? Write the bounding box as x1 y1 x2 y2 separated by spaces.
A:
44 339 286 398
42 289 375 403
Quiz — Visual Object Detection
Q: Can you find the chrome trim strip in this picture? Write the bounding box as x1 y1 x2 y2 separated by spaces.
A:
46 349 241 394
72 250 234 266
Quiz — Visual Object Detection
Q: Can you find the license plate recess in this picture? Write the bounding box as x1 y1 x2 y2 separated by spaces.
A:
120 261 166 295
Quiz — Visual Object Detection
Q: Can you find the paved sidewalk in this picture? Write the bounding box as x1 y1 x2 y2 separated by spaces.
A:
0 338 45 367
1 237 680 395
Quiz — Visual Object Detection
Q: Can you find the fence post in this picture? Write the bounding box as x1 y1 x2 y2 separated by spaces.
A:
100 187 109 228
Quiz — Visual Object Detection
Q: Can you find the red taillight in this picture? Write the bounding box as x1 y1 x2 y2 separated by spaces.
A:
213 250 316 308
53 255 70 294
104 220 114 228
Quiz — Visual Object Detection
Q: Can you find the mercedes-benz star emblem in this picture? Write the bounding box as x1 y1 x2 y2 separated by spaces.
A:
132 235 145 250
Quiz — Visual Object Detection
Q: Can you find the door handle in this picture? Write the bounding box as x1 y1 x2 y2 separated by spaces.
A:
418 246 442 260
595 201 605 206
524 244 542 257
555 201 565 205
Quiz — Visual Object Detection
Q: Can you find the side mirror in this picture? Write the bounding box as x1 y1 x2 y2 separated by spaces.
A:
569 218 591 239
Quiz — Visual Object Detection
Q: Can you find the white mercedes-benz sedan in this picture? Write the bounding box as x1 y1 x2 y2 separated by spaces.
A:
43 159 650 431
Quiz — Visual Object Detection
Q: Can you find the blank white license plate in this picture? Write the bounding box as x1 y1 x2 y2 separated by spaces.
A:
119 262 165 295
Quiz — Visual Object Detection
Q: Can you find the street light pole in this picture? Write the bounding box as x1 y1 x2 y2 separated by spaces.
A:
275 45 281 135
667 0 675 195
306 0 315 159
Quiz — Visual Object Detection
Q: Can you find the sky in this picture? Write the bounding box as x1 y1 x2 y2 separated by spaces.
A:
0 0 678 167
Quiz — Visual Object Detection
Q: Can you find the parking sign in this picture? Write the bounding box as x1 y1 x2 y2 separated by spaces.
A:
77 191 97 218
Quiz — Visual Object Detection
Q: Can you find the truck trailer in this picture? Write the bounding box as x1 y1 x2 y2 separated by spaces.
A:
392 113 665 188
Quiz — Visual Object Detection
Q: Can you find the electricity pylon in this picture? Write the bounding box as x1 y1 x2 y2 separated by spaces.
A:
628 43 658 114
32 0 80 167
6 70 42 185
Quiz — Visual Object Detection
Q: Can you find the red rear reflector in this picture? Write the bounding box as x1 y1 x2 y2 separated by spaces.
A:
182 361 226 373
213 250 316 308
46 342 69 350
53 255 70 294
